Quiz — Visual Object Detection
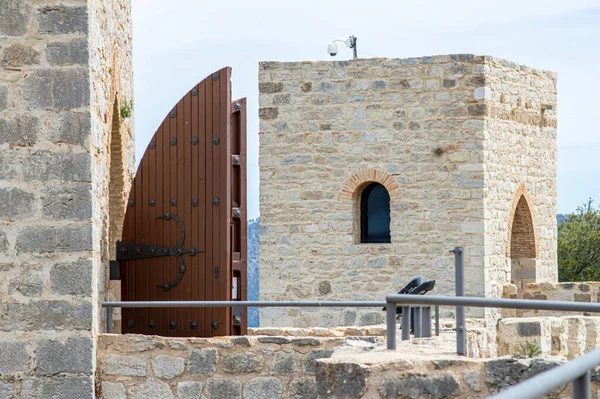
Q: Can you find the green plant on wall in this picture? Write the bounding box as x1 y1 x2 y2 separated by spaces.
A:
120 99 132 119
513 341 542 359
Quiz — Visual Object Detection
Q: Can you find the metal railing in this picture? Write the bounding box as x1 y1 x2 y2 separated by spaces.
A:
102 300 385 333
384 294 600 399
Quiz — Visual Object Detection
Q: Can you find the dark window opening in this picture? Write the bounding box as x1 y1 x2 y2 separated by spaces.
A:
360 183 391 243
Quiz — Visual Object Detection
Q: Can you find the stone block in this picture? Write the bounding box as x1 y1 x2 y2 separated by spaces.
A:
517 321 541 337
16 224 93 252
152 355 185 379
42 183 92 220
221 353 264 373
358 312 383 326
0 153 17 179
36 336 93 375
23 151 91 181
188 348 217 375
304 348 334 374
339 310 357 326
0 341 30 375
259 82 283 93
206 379 241 399
259 107 278 120
101 382 125 399
0 188 35 218
128 378 173 399
0 300 92 331
20 376 93 399
270 351 294 374
0 0 30 36
257 336 291 344
50 260 93 296
231 336 251 346
243 377 282 399
37 6 87 35
463 370 481 391
289 378 316 399
0 381 14 399
0 85 7 111
8 272 43 297
315 361 366 398
2 43 40 66
380 374 459 399
292 338 320 346
24 68 89 109
177 382 202 399
0 115 39 146
102 354 146 376
53 112 91 145
46 39 88 66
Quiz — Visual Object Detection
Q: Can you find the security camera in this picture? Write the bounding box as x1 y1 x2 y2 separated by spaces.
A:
326 36 358 59
327 43 338 57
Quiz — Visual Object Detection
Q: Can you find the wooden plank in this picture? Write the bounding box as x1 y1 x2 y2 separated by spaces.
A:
197 80 207 338
219 67 232 335
147 130 158 335
205 73 214 336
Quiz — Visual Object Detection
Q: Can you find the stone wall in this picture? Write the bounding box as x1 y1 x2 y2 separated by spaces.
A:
501 282 600 317
316 349 596 398
483 57 557 299
0 0 133 396
258 55 557 328
97 333 367 399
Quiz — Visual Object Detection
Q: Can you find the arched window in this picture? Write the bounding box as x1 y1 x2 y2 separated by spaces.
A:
360 183 391 243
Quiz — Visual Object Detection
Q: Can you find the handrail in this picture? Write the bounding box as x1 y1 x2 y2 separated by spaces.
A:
384 294 600 399
102 300 385 308
488 347 600 399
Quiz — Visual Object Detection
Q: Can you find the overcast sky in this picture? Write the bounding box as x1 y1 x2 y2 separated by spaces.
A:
131 0 600 219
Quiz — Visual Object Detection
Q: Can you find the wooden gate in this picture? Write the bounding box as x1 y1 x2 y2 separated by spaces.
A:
116 67 247 337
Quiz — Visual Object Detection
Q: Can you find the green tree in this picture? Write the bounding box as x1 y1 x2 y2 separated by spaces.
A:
558 199 600 281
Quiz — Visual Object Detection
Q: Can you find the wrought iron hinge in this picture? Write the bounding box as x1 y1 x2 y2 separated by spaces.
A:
115 212 204 292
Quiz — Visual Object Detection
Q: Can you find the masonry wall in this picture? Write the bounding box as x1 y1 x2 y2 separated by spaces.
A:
97 333 351 399
483 57 557 296
0 0 133 397
258 55 557 328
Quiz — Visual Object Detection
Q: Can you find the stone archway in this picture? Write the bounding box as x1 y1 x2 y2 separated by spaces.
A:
507 186 539 297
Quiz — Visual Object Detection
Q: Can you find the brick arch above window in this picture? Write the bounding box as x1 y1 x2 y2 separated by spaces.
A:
338 168 400 203
506 184 539 258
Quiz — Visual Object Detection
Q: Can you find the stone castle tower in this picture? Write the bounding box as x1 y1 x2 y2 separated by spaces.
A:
258 55 557 327
0 0 134 396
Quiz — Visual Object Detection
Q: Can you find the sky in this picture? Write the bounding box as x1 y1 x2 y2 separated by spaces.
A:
131 0 600 219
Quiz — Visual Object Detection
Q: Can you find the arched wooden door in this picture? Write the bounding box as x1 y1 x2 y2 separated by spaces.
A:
117 67 247 337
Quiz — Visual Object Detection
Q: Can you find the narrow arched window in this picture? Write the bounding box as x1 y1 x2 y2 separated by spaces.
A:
360 183 391 243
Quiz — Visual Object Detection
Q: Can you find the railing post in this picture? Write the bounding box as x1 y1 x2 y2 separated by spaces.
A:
401 306 410 340
386 301 396 350
572 371 591 399
452 246 466 356
414 307 422 338
435 305 440 336
106 306 113 334
423 306 432 338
